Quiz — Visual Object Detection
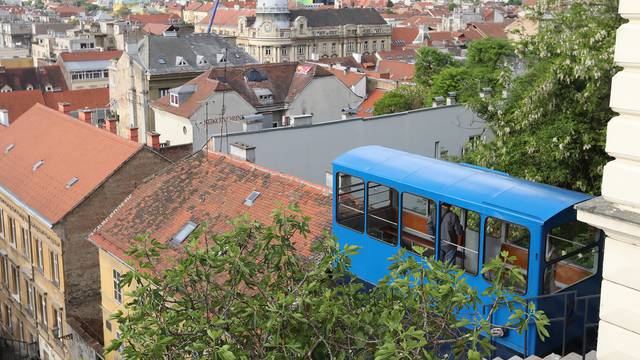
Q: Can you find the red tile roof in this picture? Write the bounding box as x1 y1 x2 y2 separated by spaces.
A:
372 60 415 81
59 50 123 62
357 89 386 118
128 13 181 25
376 48 417 62
0 104 142 224
42 88 110 112
400 15 440 28
142 23 175 35
197 8 255 27
0 90 46 123
325 68 365 88
89 151 331 265
391 27 419 48
465 21 513 39
0 65 68 92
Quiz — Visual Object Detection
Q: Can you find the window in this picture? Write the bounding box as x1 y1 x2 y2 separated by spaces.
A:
50 251 59 285
21 227 31 260
27 284 35 314
331 43 336 53
347 42 354 52
484 217 530 294
372 40 377 51
37 239 43 271
9 217 16 246
364 41 369 51
265 47 271 55
367 182 398 245
322 43 327 54
543 221 600 294
10 264 19 299
438 204 480 275
0 208 4 239
282 47 288 56
0 256 7 286
53 308 62 338
170 93 179 106
336 173 365 233
298 45 304 55
40 293 47 326
299 23 303 32
401 193 436 256
381 40 385 49
113 269 122 304
434 141 440 159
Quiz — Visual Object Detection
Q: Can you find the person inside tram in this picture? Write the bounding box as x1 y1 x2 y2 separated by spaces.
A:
438 203 464 265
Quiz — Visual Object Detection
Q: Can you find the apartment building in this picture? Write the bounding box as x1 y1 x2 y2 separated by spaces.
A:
57 50 122 90
0 104 170 359
89 150 331 359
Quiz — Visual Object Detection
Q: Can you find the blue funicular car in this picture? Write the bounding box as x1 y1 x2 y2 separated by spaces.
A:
332 146 603 357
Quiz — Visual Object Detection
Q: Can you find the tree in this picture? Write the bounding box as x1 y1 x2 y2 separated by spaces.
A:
373 85 424 116
83 3 99 12
466 37 515 70
110 206 549 359
114 6 131 18
386 0 393 8
464 0 622 194
414 47 457 87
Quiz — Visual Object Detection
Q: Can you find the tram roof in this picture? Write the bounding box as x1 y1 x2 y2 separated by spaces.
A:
333 146 591 223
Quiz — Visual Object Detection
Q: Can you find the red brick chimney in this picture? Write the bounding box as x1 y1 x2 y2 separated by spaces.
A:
57 102 71 114
129 127 138 143
78 108 92 124
106 118 118 134
146 131 160 150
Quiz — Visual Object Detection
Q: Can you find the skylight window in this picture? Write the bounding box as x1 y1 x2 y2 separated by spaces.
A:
4 144 14 154
244 191 261 206
176 56 188 66
65 177 79 189
197 55 208 65
32 160 44 171
170 221 197 246
158 57 166 64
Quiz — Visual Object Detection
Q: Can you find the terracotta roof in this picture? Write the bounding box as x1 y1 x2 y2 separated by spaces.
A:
372 60 415 81
466 21 513 39
152 74 226 118
400 15 440 28
185 1 204 11
0 104 142 224
59 50 123 62
325 68 365 88
376 48 417 62
42 88 110 112
194 2 215 13
0 90 46 123
142 23 175 35
52 6 83 16
357 89 386 118
128 13 181 25
197 8 255 27
89 151 331 266
391 27 419 48
523 0 536 6
0 65 67 92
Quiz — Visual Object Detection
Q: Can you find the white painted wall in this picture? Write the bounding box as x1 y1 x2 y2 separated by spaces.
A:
576 2 640 359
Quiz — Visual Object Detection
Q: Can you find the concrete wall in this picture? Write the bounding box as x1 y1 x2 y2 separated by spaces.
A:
211 105 490 186
286 76 363 123
575 2 640 359
58 148 170 346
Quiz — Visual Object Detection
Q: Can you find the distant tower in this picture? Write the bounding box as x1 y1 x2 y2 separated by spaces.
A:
254 0 290 29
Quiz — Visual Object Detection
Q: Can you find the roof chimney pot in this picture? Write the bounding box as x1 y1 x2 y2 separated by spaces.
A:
57 102 71 114
146 131 161 150
78 108 92 124
229 142 256 163
129 127 139 143
106 118 118 134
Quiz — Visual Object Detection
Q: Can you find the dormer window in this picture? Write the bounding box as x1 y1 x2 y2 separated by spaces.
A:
176 56 188 66
196 55 208 66
44 84 53 92
0 85 12 93
170 93 179 106
25 84 33 91
216 53 226 63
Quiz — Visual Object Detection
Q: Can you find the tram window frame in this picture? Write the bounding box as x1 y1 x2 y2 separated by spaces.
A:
400 192 437 257
335 172 365 233
543 221 600 295
438 204 480 275
366 182 399 246
483 217 530 294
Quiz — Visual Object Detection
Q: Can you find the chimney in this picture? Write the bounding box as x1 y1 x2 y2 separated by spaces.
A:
57 102 71 114
432 96 445 108
378 72 391 79
0 109 8 127
146 131 160 150
129 127 138 142
290 114 312 127
341 107 357 120
78 108 92 124
229 142 256 163
446 92 457 106
106 118 118 134
241 114 265 132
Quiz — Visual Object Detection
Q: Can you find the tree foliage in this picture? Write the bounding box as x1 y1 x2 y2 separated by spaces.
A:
414 46 457 87
110 206 548 359
373 85 424 116
464 0 622 194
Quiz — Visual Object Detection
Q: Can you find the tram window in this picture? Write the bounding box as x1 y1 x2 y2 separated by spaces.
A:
438 204 480 275
336 173 365 233
366 182 398 245
543 221 600 294
483 217 530 294
400 193 436 257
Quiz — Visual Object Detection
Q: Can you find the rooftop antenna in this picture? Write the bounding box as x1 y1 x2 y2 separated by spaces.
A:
219 47 228 152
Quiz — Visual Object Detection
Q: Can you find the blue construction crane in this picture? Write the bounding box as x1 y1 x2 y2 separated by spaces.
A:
206 0 223 33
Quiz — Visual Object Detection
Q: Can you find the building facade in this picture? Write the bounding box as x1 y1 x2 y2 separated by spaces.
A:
108 32 256 143
576 2 640 359
57 51 122 90
233 4 392 63
0 104 170 359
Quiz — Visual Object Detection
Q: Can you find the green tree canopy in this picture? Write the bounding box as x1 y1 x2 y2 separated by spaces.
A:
464 0 622 194
372 85 424 116
466 37 515 69
110 206 549 359
414 47 457 87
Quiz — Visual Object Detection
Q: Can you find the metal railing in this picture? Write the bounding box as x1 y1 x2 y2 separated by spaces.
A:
0 336 39 360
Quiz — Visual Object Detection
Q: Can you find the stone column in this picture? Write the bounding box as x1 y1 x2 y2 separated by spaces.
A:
576 2 640 359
